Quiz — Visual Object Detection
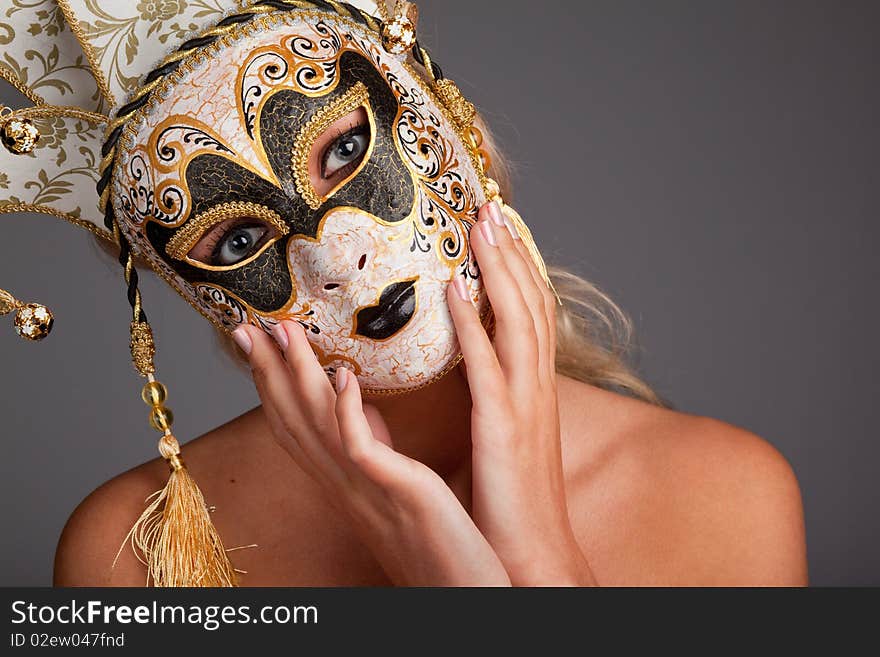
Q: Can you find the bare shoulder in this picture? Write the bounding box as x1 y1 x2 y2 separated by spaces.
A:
557 376 808 586
54 407 266 587
54 455 166 586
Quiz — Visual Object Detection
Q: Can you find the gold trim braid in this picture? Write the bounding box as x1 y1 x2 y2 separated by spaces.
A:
165 201 289 260
9 104 109 126
292 80 370 210
0 288 18 316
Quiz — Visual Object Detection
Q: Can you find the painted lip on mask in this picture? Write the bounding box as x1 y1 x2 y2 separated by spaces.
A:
354 279 417 340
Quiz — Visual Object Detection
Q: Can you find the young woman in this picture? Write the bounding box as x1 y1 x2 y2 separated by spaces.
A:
43 2 805 587
54 146 807 587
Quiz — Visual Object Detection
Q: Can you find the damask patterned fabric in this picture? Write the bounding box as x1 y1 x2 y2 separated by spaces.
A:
0 0 110 235
57 0 241 108
0 0 104 110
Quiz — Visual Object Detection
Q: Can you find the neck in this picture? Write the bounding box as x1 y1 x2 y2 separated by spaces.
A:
365 362 473 479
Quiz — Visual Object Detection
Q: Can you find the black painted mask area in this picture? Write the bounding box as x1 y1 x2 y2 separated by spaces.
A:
145 51 416 313
261 53 415 224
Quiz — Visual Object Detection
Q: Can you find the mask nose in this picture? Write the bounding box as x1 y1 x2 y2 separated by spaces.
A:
289 208 386 294
323 252 369 290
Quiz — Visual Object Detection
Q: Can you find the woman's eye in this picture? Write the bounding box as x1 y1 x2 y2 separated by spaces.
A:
213 224 269 266
322 125 369 180
188 219 274 268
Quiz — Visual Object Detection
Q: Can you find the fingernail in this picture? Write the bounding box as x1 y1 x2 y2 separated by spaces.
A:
272 321 289 349
487 200 505 227
479 219 498 247
504 216 521 240
336 367 348 392
452 273 470 302
232 326 253 355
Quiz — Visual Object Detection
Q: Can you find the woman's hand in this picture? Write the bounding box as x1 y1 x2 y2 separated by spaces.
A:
447 201 597 586
232 318 510 586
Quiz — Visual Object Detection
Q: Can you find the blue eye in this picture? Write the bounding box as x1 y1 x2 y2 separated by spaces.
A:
212 223 269 266
322 125 369 179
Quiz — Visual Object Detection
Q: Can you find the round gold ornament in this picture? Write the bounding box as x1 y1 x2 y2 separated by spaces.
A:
13 303 54 341
381 1 419 54
382 17 416 54
1 117 40 154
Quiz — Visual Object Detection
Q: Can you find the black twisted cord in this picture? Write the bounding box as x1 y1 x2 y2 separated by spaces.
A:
121 234 147 324
411 41 443 81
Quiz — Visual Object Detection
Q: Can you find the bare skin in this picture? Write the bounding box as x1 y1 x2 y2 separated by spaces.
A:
54 203 808 587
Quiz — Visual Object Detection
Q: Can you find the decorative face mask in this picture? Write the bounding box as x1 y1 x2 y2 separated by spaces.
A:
111 10 491 394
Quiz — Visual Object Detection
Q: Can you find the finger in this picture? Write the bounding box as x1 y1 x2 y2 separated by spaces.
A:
486 202 554 381
334 367 425 490
334 366 376 462
362 403 394 448
275 320 337 424
258 385 325 484
469 203 538 387
510 234 558 368
501 206 558 337
446 274 507 416
235 323 347 485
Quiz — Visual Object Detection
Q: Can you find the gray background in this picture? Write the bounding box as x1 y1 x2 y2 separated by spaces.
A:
1 0 877 585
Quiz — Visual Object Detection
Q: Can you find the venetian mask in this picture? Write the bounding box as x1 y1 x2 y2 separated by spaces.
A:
110 8 491 394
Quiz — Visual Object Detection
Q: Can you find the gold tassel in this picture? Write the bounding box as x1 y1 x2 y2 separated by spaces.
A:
114 433 238 587
116 358 238 586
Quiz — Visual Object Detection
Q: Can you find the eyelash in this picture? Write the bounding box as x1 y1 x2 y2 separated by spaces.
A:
321 121 369 180
200 219 265 262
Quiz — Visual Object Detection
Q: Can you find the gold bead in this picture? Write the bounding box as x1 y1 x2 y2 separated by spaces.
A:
381 18 416 54
141 380 168 406
149 406 174 432
1 117 40 154
130 321 156 376
466 126 483 150
13 303 53 341
478 149 492 173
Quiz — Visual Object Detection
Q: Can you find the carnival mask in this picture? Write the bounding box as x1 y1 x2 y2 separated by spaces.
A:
111 10 492 394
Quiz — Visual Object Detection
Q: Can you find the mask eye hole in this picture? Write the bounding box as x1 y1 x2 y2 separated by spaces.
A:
187 216 280 268
308 105 372 200
166 202 289 271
